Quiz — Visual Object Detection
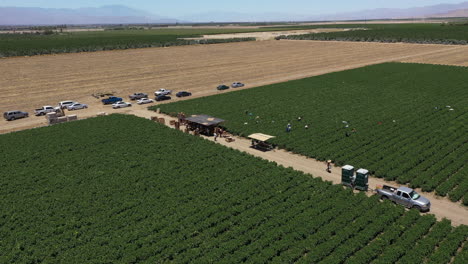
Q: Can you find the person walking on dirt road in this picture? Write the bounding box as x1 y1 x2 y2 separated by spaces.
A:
326 160 332 173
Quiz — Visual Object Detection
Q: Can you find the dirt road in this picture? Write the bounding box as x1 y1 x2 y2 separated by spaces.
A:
133 109 468 227
2 40 468 133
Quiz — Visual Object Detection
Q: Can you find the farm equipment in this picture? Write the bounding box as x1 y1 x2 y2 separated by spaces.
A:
341 165 369 191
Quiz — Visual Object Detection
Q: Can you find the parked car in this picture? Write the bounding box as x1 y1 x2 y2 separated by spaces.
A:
129 93 148 100
217 85 229 90
4 110 28 121
34 106 59 116
154 89 172 96
102 96 123 105
176 91 192 97
137 98 154 105
59 100 76 109
67 103 88 111
155 95 171 102
376 185 431 212
112 101 132 109
231 82 245 88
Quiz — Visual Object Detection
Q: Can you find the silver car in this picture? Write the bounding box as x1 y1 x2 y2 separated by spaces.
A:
232 82 245 88
67 103 88 111
137 98 154 105
112 102 132 109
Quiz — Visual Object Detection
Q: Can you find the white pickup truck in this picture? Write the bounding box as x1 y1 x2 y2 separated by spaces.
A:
154 89 172 96
376 185 431 212
34 106 59 116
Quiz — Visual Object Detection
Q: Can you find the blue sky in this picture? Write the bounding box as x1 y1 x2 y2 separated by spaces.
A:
0 0 465 16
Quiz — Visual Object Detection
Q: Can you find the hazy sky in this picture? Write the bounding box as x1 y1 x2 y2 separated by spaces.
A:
0 0 465 16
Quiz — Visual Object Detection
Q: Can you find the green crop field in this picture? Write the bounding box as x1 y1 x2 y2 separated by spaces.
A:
0 28 262 57
279 23 468 45
0 114 466 263
2 23 465 58
156 63 468 203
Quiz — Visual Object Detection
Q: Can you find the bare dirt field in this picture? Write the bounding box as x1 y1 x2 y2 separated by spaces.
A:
181 28 358 41
1 40 467 134
401 47 468 66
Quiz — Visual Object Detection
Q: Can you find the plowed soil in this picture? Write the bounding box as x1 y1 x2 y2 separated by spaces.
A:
1 40 467 133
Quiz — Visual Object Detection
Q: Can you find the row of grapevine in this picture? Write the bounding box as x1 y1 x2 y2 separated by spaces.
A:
277 23 468 45
0 114 465 262
157 62 468 203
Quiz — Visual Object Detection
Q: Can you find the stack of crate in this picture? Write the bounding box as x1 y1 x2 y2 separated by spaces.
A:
46 112 58 125
67 115 78 121
46 113 78 125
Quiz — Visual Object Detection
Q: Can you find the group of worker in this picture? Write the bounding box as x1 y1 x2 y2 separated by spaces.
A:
286 116 310 133
213 127 225 141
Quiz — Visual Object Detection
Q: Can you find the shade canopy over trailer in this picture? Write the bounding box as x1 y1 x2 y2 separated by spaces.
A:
185 114 225 136
248 133 276 151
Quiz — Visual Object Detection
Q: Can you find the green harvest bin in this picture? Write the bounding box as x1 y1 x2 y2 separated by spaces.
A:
342 165 355 188
355 168 369 191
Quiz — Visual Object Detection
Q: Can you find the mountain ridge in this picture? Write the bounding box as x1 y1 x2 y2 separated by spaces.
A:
0 5 180 25
1 2 468 25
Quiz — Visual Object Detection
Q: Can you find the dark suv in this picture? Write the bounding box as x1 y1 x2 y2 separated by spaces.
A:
4 110 29 121
155 95 171 102
217 85 229 90
176 91 192 97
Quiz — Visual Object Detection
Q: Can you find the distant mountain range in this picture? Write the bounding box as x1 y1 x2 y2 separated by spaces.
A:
306 2 468 21
1 2 468 25
0 5 180 25
432 8 468 17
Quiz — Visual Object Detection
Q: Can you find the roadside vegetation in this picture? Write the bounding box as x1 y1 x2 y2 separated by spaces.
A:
156 63 468 203
277 23 468 45
0 114 466 262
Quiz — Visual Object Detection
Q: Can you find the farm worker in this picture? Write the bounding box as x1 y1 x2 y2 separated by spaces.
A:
297 116 302 121
214 128 218 141
286 123 292 133
304 125 309 129
326 160 332 173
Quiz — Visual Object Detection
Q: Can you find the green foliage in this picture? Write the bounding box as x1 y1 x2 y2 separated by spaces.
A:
279 23 468 45
0 114 466 262
0 29 259 57
156 63 468 202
